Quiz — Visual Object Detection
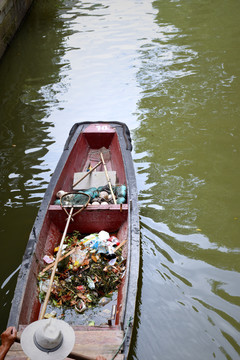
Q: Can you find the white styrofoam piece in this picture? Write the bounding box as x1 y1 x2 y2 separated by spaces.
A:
73 171 116 190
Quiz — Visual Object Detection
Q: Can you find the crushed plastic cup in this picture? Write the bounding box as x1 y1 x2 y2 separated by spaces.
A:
71 249 87 266
108 258 117 266
109 236 120 246
43 255 54 264
87 276 95 289
39 279 51 293
98 230 110 241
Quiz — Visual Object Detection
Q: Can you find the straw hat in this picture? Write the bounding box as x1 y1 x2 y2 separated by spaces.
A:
21 318 75 360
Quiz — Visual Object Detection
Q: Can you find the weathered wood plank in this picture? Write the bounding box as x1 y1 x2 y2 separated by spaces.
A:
6 329 124 360
68 330 124 359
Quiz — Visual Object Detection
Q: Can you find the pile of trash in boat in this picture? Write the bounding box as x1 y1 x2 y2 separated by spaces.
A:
38 230 126 313
54 184 127 205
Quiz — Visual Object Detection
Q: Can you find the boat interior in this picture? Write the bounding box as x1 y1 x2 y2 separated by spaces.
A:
18 124 129 333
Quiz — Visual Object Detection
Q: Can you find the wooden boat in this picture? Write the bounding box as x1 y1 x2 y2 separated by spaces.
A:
7 122 140 360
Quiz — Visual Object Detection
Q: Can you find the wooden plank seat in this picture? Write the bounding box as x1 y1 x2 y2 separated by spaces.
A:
48 204 128 234
6 326 124 360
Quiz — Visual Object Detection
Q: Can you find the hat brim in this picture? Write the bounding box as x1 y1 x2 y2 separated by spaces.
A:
21 319 75 360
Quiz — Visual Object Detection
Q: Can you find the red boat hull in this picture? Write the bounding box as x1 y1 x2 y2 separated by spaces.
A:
7 122 139 360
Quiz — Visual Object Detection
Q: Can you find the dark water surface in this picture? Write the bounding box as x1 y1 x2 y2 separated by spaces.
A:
0 0 239 359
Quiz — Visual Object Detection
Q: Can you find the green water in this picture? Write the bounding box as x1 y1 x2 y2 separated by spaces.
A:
0 0 239 359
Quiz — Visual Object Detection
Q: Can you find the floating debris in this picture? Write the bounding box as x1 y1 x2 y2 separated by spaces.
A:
44 311 57 319
43 255 54 264
38 231 126 313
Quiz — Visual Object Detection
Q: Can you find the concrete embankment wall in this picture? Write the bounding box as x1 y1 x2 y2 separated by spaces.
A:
0 0 33 59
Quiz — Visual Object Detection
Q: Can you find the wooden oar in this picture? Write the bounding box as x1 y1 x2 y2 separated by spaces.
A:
100 152 117 204
39 206 74 320
73 160 102 188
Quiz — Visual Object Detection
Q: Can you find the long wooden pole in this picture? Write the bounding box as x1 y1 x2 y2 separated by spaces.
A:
100 152 117 205
40 247 78 275
73 161 102 188
39 206 74 320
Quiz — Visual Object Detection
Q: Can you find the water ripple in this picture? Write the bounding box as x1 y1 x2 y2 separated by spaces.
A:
138 216 240 359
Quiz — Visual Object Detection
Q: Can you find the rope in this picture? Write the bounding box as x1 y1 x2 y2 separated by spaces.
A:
111 316 133 360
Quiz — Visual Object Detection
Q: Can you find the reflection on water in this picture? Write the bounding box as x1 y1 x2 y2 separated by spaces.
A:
0 0 73 208
0 0 240 358
132 0 240 359
0 0 74 329
136 217 240 359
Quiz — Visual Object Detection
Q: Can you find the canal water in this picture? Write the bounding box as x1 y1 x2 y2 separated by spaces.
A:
0 0 239 359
